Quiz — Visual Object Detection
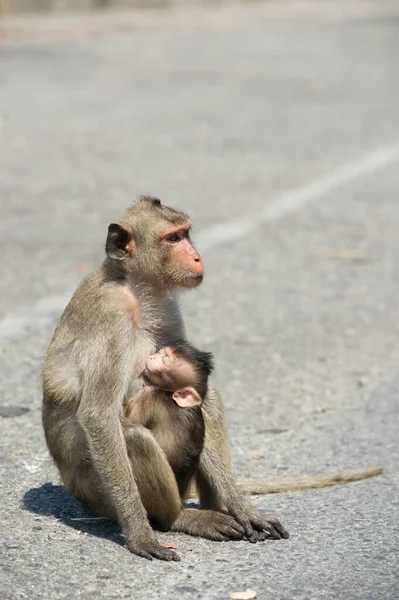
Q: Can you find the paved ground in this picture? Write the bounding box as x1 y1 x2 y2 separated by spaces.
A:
1 1 399 598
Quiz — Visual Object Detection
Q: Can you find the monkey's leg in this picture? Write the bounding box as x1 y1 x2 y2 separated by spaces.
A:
64 462 119 522
125 426 244 542
67 425 180 562
170 508 245 541
196 387 289 542
124 426 182 531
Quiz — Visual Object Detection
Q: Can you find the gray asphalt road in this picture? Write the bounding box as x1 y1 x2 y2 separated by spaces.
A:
1 2 399 599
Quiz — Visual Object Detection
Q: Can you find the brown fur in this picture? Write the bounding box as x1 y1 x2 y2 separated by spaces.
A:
43 197 288 562
123 387 205 501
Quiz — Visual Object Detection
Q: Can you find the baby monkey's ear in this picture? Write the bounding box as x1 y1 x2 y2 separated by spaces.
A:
172 387 202 408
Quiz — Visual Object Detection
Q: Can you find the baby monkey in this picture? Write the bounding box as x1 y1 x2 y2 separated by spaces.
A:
123 340 213 498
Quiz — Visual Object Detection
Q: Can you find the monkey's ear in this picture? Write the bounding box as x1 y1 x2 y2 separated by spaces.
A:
172 388 202 408
106 223 135 260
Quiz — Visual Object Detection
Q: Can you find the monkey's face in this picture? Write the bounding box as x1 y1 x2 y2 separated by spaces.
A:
143 347 203 408
105 198 205 292
143 347 197 391
158 224 204 289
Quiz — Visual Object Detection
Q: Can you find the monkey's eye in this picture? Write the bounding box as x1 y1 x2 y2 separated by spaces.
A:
162 355 172 367
165 230 189 243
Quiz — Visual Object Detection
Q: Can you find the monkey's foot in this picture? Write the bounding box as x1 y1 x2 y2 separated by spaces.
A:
171 508 245 541
230 505 289 541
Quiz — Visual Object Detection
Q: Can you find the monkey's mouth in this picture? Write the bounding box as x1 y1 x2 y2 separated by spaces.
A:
184 274 203 287
142 366 158 380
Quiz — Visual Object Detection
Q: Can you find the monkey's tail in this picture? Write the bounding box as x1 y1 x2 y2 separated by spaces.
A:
236 466 383 495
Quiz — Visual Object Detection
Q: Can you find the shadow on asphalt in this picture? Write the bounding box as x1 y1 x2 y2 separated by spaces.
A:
23 482 125 547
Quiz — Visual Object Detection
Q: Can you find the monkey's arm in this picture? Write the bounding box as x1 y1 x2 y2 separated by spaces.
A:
195 388 288 540
77 358 178 561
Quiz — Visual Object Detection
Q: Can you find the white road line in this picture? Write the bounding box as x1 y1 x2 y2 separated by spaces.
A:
2 139 399 342
196 140 399 252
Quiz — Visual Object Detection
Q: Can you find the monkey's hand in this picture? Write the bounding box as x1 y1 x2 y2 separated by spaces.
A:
125 529 180 561
228 503 289 542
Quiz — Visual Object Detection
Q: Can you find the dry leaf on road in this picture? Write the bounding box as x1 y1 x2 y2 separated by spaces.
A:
229 589 257 600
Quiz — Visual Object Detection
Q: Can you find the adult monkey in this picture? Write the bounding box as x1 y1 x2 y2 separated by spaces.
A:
42 196 288 562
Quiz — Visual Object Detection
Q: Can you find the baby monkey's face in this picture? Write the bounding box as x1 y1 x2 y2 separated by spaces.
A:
143 346 204 408
143 347 197 392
